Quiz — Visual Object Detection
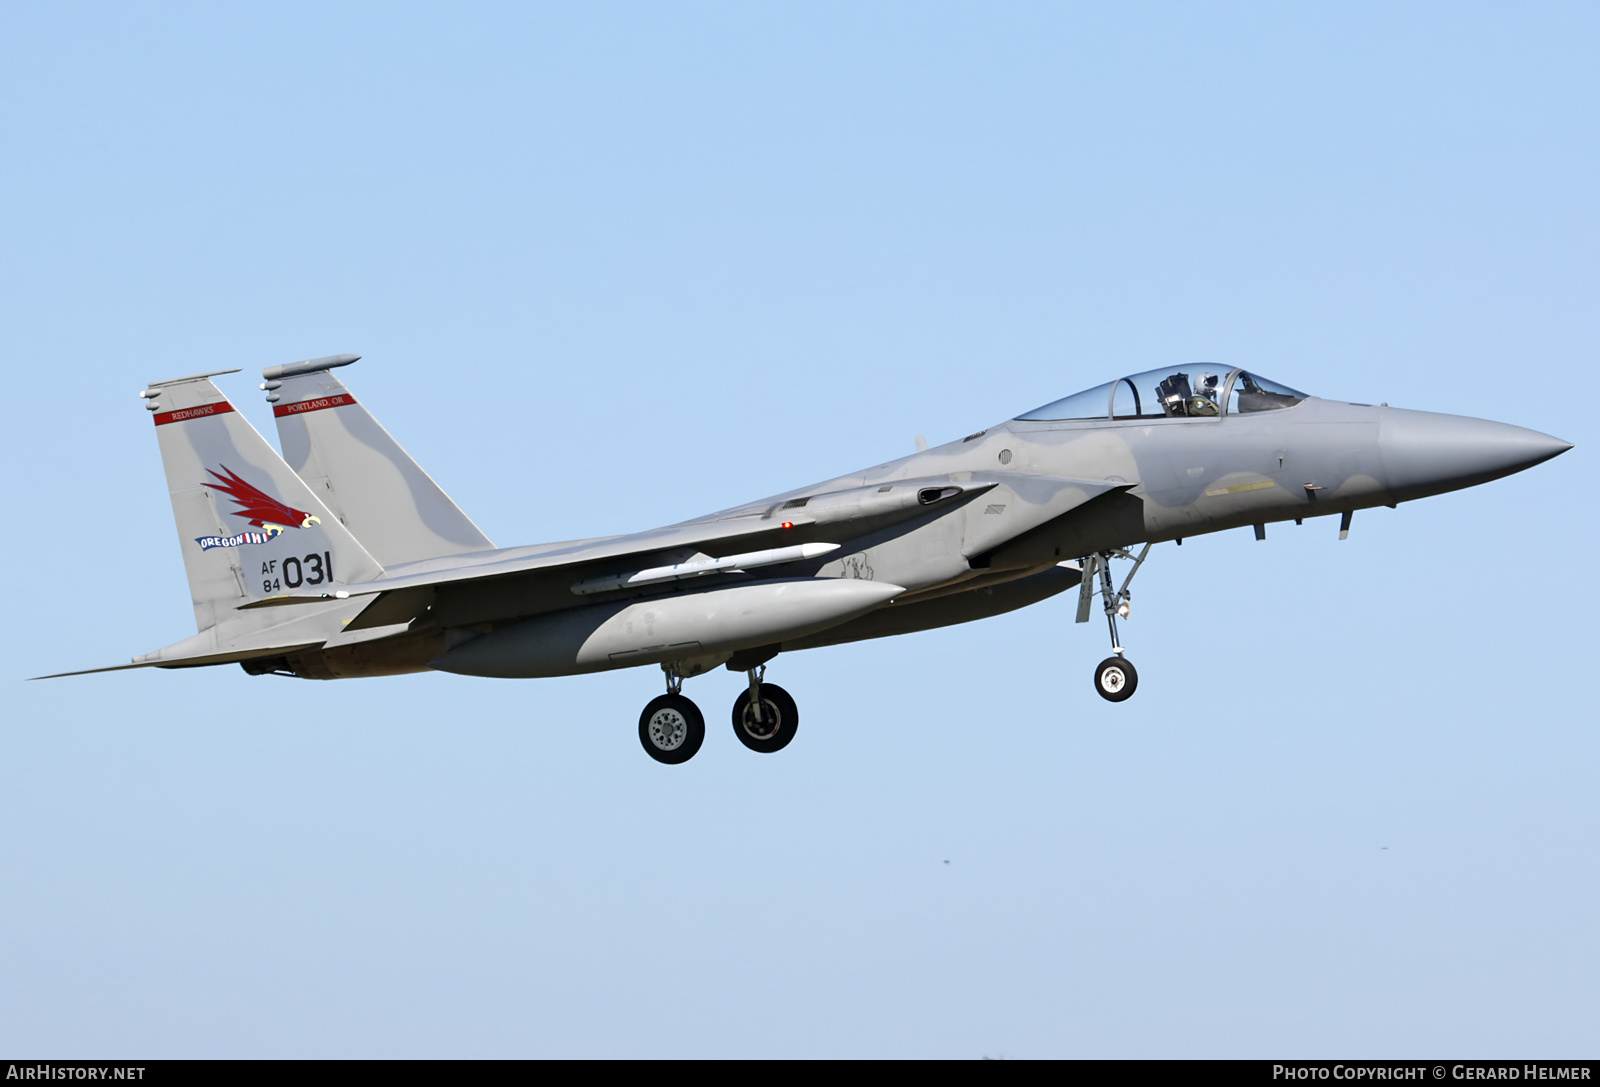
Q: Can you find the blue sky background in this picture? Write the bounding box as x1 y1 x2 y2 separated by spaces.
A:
2 1 1594 1058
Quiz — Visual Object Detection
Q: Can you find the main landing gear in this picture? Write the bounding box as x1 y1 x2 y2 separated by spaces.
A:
638 691 705 765
730 665 799 754
1077 544 1151 703
637 662 801 764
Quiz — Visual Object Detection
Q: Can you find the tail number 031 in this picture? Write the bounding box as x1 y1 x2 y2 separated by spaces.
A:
262 552 333 593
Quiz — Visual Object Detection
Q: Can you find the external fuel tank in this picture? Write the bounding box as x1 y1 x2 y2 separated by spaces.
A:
431 577 903 678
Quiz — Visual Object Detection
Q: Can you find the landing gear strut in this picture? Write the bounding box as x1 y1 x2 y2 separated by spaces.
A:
730 665 799 753
636 659 803 762
1077 544 1151 702
638 664 705 764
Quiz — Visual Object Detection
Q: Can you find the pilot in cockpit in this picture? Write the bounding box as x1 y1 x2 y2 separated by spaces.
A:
1157 371 1221 417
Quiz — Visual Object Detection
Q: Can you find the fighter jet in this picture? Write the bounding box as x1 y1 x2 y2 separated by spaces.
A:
42 355 1570 764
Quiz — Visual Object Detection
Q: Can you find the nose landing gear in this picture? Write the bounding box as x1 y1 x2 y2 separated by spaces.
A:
1077 544 1151 703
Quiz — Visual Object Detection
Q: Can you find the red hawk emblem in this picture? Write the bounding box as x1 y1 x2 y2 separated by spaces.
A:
207 466 320 532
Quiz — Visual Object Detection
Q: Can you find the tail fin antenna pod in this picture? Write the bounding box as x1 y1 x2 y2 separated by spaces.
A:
142 373 386 640
264 355 496 567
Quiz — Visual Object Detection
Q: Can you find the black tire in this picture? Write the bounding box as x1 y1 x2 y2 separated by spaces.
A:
638 694 705 764
1093 656 1138 702
730 682 799 753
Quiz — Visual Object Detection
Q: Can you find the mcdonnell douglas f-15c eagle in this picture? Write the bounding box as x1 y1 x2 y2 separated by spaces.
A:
43 356 1570 764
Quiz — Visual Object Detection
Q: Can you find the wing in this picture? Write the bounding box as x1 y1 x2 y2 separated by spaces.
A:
236 476 1004 620
235 473 1125 633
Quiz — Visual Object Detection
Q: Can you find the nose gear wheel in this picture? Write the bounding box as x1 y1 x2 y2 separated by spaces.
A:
1093 656 1138 702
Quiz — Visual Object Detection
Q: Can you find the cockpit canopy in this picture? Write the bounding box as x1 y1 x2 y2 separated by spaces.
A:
1017 367 1308 422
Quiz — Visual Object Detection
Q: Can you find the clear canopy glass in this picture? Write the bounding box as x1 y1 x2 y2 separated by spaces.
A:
1016 367 1308 421
1225 371 1308 414
1014 380 1119 423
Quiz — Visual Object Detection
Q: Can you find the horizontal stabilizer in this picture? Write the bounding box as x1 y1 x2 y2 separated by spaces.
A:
31 643 323 679
32 593 388 679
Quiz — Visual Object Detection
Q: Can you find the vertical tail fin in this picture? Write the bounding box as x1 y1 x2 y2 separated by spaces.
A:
263 355 496 567
141 369 386 639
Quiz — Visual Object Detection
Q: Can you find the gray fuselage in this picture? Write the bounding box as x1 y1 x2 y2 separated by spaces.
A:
325 392 1566 683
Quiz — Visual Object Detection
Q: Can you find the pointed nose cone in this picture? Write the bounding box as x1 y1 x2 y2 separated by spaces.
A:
1380 408 1572 500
